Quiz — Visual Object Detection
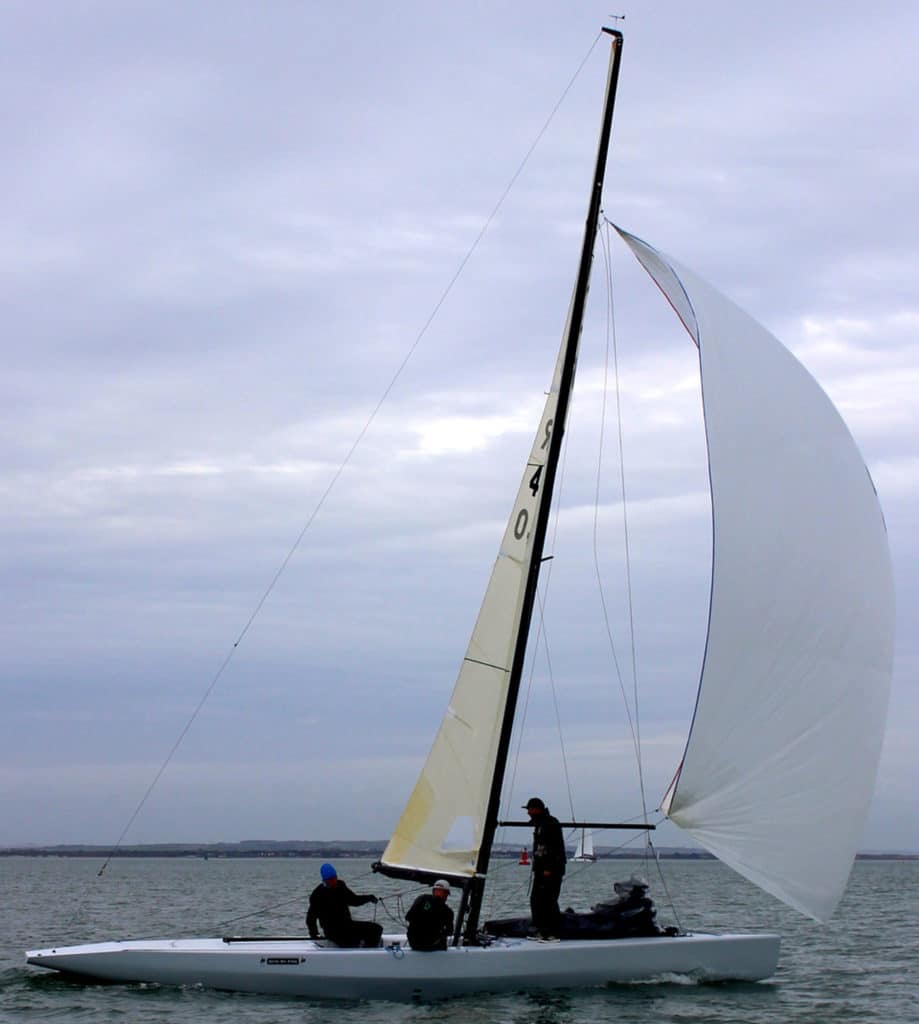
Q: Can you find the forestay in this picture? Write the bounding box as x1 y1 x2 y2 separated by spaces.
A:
618 228 895 922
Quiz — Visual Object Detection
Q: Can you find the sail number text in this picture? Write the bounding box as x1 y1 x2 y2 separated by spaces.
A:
512 419 553 541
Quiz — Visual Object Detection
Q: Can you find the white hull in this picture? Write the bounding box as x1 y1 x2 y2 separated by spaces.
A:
27 931 780 1000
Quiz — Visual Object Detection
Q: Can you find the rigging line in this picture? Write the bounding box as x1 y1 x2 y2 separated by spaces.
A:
603 220 648 823
96 35 607 877
605 831 651 854
484 853 531 909
210 893 305 930
208 874 420 933
647 836 684 933
540 426 577 823
594 218 649 822
487 856 532 913
484 860 534 928
208 894 403 936
537 584 577 821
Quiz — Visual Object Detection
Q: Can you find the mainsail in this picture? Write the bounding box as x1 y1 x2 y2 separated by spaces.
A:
619 228 895 922
379 302 575 881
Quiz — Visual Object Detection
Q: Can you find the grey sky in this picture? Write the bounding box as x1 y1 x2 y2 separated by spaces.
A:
2 2 916 853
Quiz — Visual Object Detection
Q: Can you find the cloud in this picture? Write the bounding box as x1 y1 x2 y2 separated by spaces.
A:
1 1 916 857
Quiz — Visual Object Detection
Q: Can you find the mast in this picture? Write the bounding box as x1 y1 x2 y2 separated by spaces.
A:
461 28 624 942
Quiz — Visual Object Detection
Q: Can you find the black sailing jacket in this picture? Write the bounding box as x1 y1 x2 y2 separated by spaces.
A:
307 880 376 940
406 893 455 951
531 809 567 876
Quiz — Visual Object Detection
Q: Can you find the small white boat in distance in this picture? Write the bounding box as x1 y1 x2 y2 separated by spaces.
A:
572 830 596 863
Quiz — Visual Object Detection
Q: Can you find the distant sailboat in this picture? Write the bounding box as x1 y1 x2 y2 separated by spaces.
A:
27 27 893 1000
573 830 596 863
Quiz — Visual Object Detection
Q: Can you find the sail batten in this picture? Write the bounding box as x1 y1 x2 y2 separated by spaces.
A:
618 228 895 922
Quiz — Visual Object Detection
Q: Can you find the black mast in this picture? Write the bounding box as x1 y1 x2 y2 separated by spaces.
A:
461 28 625 943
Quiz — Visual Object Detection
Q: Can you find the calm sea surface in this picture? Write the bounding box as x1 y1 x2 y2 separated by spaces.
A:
2 855 916 1022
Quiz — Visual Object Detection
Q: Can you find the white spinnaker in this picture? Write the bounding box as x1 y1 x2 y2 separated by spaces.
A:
380 299 576 880
618 228 895 922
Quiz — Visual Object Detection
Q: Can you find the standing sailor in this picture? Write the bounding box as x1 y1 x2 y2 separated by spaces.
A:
524 797 566 940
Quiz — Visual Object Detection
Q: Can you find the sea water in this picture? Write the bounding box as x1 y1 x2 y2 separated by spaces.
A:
2 855 916 1023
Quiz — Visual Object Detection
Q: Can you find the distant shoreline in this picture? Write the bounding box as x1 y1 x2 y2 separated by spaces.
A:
2 842 915 860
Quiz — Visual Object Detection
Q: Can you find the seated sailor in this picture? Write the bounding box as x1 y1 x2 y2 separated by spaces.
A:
306 863 383 948
406 879 454 951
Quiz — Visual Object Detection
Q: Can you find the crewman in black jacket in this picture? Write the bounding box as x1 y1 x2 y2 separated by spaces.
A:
406 879 455 951
524 797 566 940
306 863 382 947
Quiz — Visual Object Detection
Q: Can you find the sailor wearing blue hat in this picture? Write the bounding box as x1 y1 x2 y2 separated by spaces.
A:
307 863 382 948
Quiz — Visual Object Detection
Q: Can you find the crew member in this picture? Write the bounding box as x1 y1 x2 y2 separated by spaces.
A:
524 797 566 940
406 879 454 951
306 863 382 948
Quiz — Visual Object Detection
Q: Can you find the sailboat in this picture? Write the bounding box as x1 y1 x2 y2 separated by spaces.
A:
573 830 596 863
26 28 894 1000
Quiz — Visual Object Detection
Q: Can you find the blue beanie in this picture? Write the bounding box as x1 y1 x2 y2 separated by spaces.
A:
320 863 337 881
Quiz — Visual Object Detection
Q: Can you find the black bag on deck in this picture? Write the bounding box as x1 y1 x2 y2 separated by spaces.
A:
484 875 661 941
